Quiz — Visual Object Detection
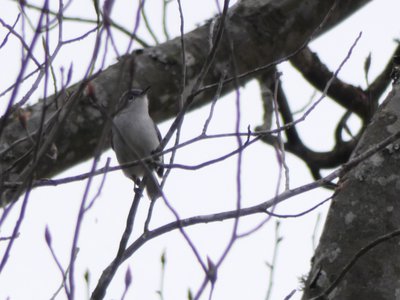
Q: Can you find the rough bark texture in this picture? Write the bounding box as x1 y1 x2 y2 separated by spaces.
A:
6 0 400 298
302 82 400 299
0 0 371 203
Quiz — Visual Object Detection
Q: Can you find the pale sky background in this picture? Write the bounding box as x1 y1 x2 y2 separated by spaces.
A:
0 0 399 299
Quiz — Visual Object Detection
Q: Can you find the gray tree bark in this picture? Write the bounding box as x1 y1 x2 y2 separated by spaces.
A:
8 1 400 298
0 0 370 203
302 83 400 299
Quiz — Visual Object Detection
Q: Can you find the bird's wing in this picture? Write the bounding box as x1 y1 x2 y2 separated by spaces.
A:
153 122 164 177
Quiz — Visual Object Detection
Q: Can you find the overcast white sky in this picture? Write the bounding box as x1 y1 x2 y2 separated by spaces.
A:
0 1 400 299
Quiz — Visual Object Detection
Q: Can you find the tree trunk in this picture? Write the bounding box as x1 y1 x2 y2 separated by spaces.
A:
302 83 400 299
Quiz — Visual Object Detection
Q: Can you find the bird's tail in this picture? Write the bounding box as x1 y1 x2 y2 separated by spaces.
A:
144 173 162 201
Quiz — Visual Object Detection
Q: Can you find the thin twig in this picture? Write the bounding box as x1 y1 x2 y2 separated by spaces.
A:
90 180 145 299
162 0 171 41
141 1 159 44
265 221 283 300
85 158 111 212
119 126 400 261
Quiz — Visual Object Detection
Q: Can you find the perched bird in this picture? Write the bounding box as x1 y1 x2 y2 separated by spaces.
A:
111 88 163 200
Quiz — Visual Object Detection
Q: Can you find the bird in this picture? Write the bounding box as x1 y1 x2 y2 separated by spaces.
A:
111 87 163 200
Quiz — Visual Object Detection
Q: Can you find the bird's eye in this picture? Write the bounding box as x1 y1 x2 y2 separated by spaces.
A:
130 89 144 97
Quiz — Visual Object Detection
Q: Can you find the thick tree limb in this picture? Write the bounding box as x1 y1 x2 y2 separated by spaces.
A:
290 47 371 119
0 0 372 203
302 81 400 299
367 44 400 101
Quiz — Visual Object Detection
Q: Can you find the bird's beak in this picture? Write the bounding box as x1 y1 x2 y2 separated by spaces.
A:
142 86 151 95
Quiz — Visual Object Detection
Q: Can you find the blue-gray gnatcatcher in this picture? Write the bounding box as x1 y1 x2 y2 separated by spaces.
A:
111 88 163 200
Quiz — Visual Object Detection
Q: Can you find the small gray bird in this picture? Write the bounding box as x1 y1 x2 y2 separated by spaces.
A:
111 88 163 200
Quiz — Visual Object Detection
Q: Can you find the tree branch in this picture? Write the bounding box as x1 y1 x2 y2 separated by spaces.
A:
0 0 372 204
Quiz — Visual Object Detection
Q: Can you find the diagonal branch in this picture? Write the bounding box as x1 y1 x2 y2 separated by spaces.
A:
290 46 371 119
0 0 372 204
